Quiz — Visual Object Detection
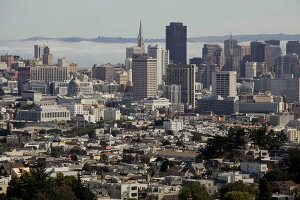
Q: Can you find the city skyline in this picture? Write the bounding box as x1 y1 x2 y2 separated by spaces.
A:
0 0 300 40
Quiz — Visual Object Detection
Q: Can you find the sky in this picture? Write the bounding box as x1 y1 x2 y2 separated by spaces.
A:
0 0 300 40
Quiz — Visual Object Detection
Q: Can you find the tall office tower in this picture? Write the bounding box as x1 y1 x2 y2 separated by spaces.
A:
17 66 30 94
125 22 146 59
250 41 266 62
166 22 187 64
132 54 157 101
245 62 257 79
162 84 182 103
202 44 224 69
265 40 281 68
224 37 238 71
34 44 45 59
166 64 196 108
30 65 70 82
148 44 169 86
275 54 300 78
239 45 251 77
0 55 14 70
196 64 219 88
92 64 116 82
224 37 238 57
190 57 203 66
58 57 69 67
42 46 53 65
285 78 300 102
212 71 237 97
98 65 116 82
286 41 300 56
137 21 145 53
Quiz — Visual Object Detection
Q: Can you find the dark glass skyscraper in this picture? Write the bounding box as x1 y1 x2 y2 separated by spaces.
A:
166 22 187 64
250 41 266 62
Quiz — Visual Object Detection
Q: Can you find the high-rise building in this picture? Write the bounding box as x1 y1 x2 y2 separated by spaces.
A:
166 22 187 64
224 38 238 57
147 44 169 86
245 62 257 79
42 46 53 65
162 84 181 104
166 64 196 108
202 44 224 68
265 40 281 68
1 55 14 70
125 21 146 59
92 64 116 82
30 65 70 82
189 57 203 66
285 78 300 102
137 21 145 53
224 37 238 71
34 45 45 60
275 54 300 78
196 64 219 88
286 41 300 56
212 71 237 97
250 41 266 62
132 54 157 101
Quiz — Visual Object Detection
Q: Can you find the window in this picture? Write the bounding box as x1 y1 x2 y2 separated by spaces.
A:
131 193 137 197
131 186 137 190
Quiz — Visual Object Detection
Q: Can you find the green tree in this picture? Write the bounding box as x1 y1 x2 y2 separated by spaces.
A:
178 184 212 200
289 148 300 183
264 170 290 181
223 191 253 200
258 178 272 200
200 135 229 160
220 181 257 199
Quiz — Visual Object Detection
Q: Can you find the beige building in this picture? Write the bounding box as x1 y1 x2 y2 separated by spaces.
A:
284 128 300 143
132 54 157 101
212 71 237 97
30 65 70 82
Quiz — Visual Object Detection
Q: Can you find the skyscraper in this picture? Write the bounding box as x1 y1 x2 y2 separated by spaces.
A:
250 41 266 62
147 44 169 86
202 44 224 68
132 54 157 101
34 45 45 60
137 21 145 53
42 46 53 65
166 64 196 108
212 71 237 97
125 21 145 59
166 22 187 64
286 41 300 56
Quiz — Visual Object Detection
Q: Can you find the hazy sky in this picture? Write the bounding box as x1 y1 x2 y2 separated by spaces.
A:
0 0 300 40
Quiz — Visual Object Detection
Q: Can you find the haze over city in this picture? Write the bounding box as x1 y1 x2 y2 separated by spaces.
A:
0 1 300 200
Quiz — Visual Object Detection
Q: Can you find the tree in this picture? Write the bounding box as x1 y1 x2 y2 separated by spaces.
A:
88 129 97 139
160 159 174 173
223 191 253 200
200 135 229 160
178 184 212 200
258 178 272 200
5 167 96 200
288 148 300 183
219 181 257 199
83 163 92 172
264 170 291 182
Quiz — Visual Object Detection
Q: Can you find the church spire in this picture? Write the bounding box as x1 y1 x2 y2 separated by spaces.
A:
137 20 145 53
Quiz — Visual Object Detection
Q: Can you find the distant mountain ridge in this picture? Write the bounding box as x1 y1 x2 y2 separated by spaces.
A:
23 33 300 43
